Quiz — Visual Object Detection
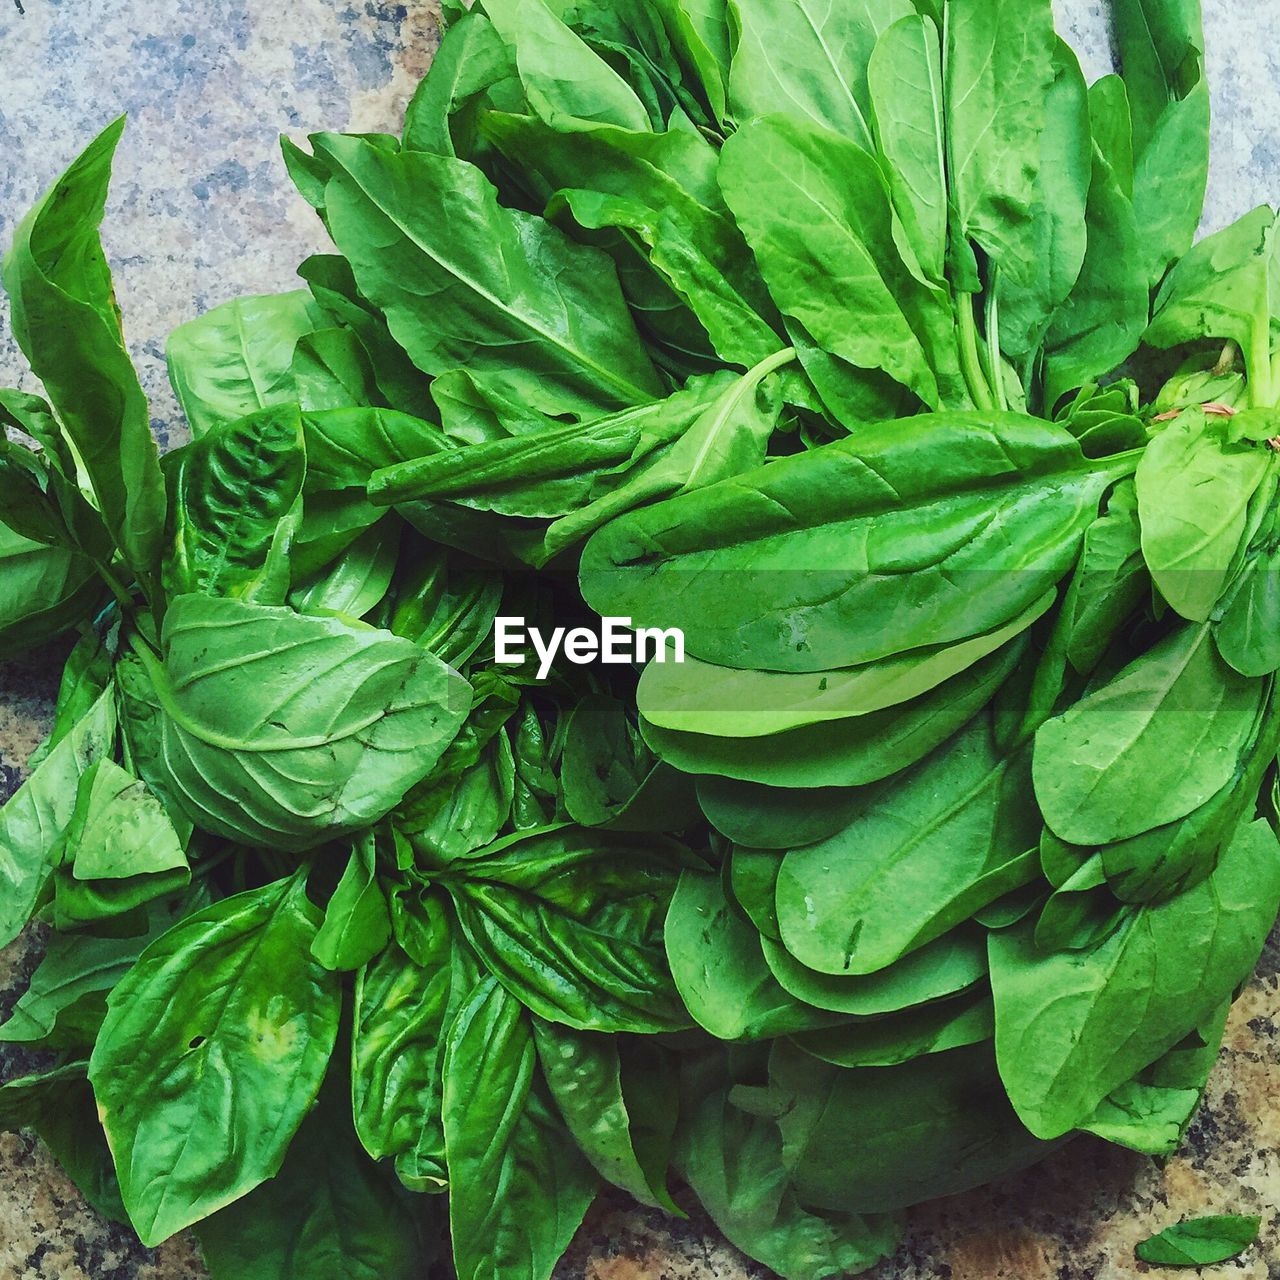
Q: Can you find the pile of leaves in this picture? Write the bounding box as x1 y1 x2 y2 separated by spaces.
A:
0 0 1276 1275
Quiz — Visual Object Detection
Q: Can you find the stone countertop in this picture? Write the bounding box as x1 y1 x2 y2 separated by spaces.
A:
1 1 1278 1277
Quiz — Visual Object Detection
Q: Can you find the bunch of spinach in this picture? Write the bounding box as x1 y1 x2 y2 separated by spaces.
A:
2 0 1279 1277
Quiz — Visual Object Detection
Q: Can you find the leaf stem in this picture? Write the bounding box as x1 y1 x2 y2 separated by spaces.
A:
984 271 1008 412
1252 260 1275 408
92 556 137 617
957 295 997 412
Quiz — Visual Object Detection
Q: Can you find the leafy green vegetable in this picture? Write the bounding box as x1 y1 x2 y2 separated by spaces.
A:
88 875 342 1244
1 118 166 596
120 593 470 849
1134 1214 1262 1267
166 292 324 437
3 3 1277 1277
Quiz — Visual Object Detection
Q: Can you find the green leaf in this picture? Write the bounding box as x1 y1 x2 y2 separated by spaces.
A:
1145 209 1280 398
1033 623 1263 845
290 519 400 620
675 1061 902 1280
760 927 988 1017
51 758 190 929
1135 1215 1262 1267
664 870 835 1040
351 911 464 1187
1136 411 1272 623
310 133 661 416
727 0 912 152
0 894 197 1050
311 831 392 971
296 254 436 419
444 826 692 1033
990 818 1280 1139
1083 1000 1229 1155
1113 0 1206 153
120 594 470 851
89 875 342 1244
483 112 782 368
196 1069 436 1280
765 1040 1056 1212
481 0 651 130
166 403 308 604
945 0 1057 278
719 115 944 409
636 640 1026 789
868 15 948 285
1042 116 1149 409
533 1020 681 1212
442 976 597 1280
561 693 699 831
403 11 522 157
638 591 1052 738
792 991 994 1069
0 1062 127 1223
581 412 1131 672
1 118 166 591
0 686 116 948
166 293 324 437
0 523 101 661
996 39 1090 363
774 719 1039 975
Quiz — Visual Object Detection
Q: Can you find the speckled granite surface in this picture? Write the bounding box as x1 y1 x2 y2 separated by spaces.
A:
1 1 1278 1277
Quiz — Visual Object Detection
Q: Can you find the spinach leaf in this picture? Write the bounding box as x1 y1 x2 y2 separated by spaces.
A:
581 413 1133 672
310 133 663 415
765 1040 1058 1213
720 115 947 409
990 819 1280 1138
774 719 1039 974
1033 623 1263 845
1137 410 1274 623
665 869 837 1039
675 1063 902 1280
727 0 912 152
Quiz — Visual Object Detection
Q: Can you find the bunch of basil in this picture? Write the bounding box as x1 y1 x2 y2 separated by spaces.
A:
2 0 1278 1277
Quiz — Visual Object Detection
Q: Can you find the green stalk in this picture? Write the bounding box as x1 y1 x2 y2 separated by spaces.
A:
957 295 997 412
984 271 1008 412
1251 259 1275 408
92 557 137 617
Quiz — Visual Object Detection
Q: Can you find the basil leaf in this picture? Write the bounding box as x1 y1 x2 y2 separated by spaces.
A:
1 118 166 593
88 875 342 1244
119 594 470 850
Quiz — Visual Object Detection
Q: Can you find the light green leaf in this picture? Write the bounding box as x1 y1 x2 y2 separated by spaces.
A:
89 875 342 1244
166 293 323 437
